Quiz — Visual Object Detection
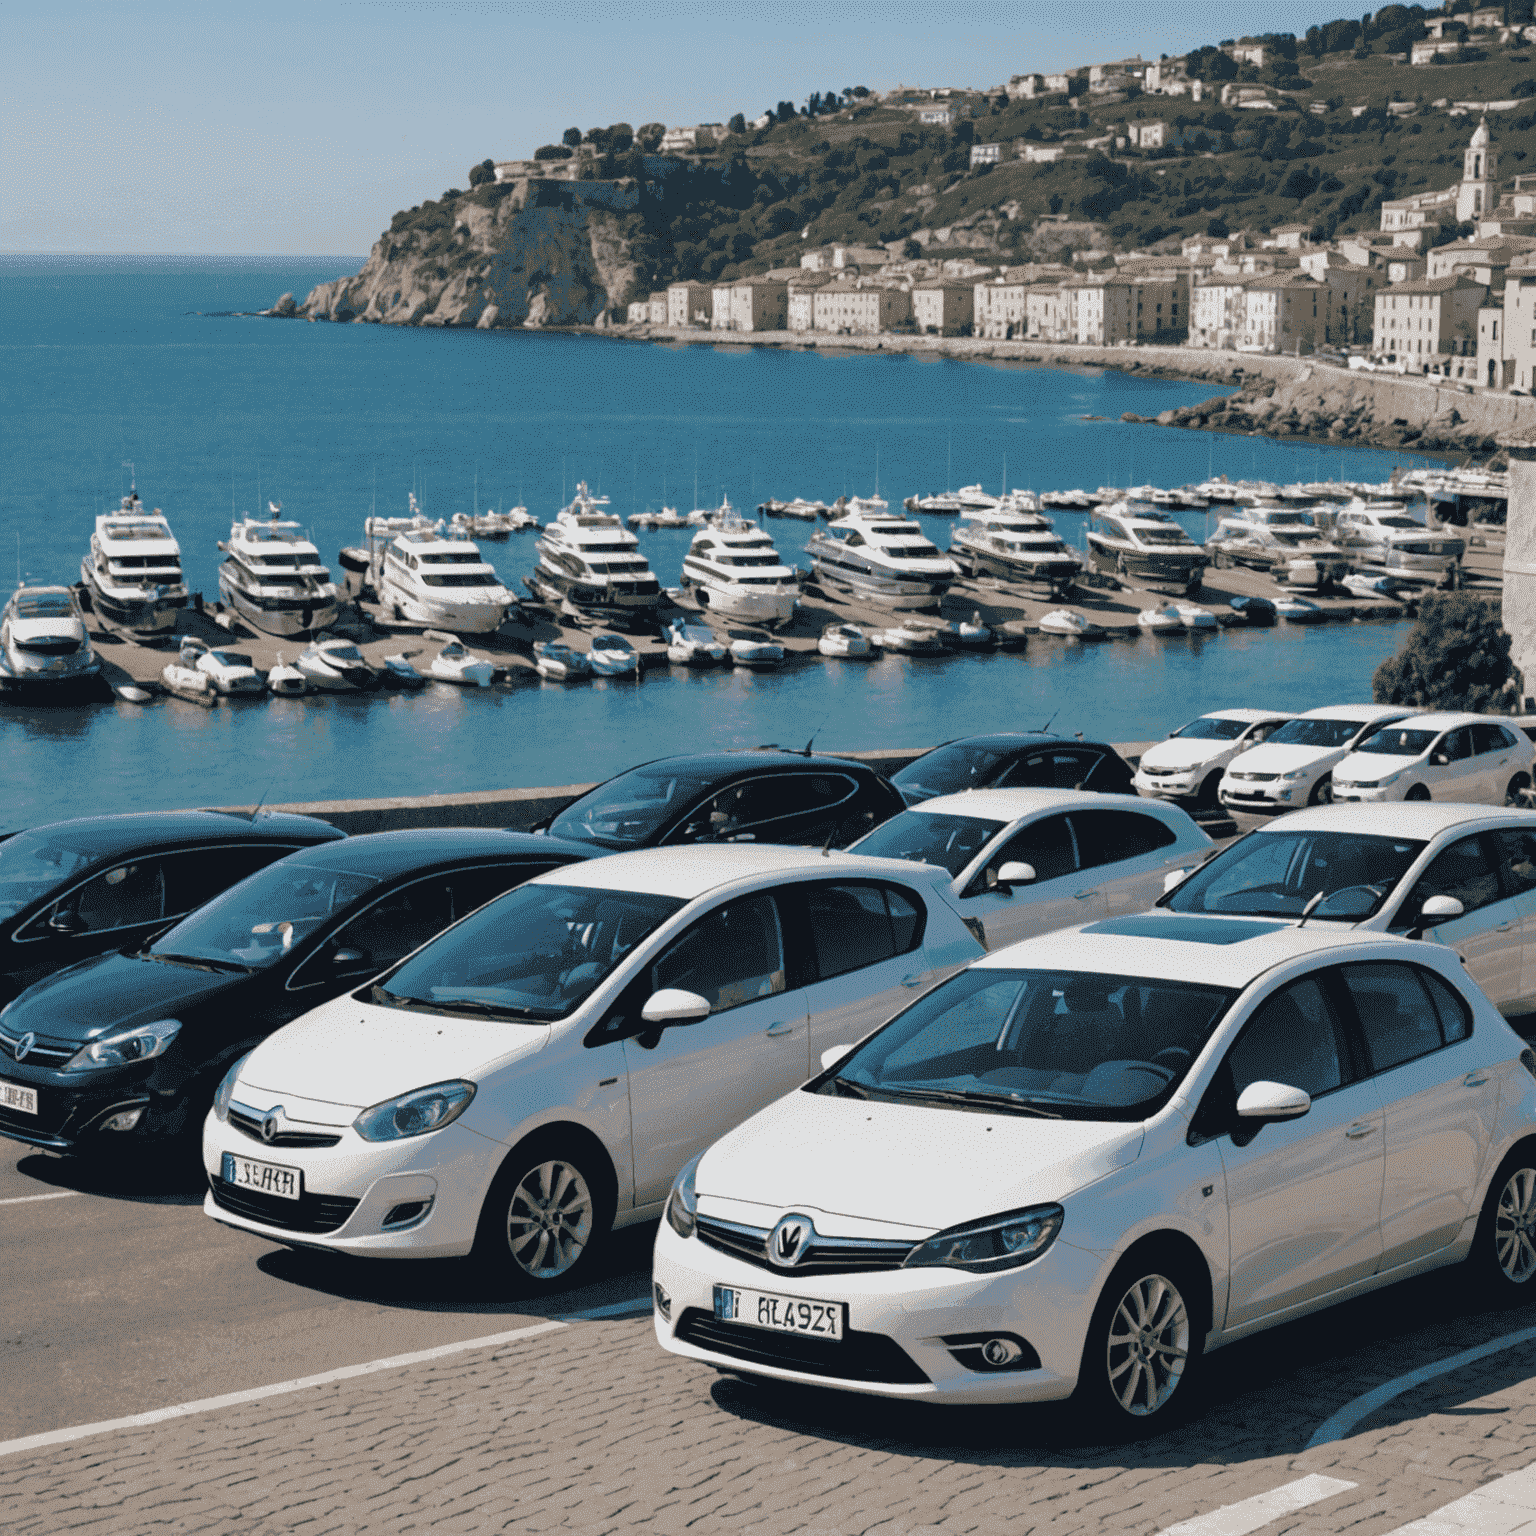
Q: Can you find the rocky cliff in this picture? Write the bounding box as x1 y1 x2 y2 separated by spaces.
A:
274 177 641 329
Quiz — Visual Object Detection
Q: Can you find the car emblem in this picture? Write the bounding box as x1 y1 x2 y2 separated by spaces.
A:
13 1033 35 1063
768 1213 814 1268
261 1106 284 1143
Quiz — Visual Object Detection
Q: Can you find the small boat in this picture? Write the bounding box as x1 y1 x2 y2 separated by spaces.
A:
535 641 591 681
504 506 540 532
1137 604 1185 635
817 622 873 658
1227 595 1278 625
1275 596 1327 624
1038 609 1106 639
266 653 309 695
194 644 265 696
377 652 425 689
728 629 785 668
993 619 1030 651
875 621 948 656
1341 572 1408 600
589 632 642 677
1174 601 1219 631
114 683 154 704
629 506 690 530
296 636 381 691
762 498 825 521
160 661 217 706
427 636 496 687
666 619 728 666
955 611 994 648
1039 489 1094 512
449 510 512 542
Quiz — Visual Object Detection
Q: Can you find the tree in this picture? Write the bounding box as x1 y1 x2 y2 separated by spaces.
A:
636 122 665 150
561 127 582 147
728 112 746 134
1373 594 1518 713
534 144 572 160
467 158 496 187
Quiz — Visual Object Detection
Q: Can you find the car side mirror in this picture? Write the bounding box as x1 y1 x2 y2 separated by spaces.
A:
332 947 369 968
996 861 1036 890
641 988 711 1026
820 1044 855 1073
1432 753 1450 766
1417 894 1465 929
48 909 85 935
1163 868 1190 894
1236 1080 1312 1123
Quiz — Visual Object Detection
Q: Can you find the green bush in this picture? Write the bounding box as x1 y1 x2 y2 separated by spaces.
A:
1373 593 1518 713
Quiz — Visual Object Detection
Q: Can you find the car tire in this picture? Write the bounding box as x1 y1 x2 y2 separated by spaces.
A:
1308 775 1333 807
1197 771 1222 810
1069 1248 1205 1438
1507 774 1532 809
1467 1146 1536 1303
473 1132 615 1295
1405 783 1431 801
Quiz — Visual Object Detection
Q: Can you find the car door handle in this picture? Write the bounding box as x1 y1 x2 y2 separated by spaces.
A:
1074 889 1099 901
1464 1071 1491 1087
1344 1122 1378 1139
1497 921 1517 932
764 1023 795 1038
901 973 926 988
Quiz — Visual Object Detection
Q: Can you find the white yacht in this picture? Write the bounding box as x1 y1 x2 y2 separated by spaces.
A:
0 586 99 690
949 503 1083 596
79 490 188 634
1084 501 1208 593
1206 504 1350 590
218 506 340 636
370 508 512 633
1333 500 1464 583
526 481 661 627
807 511 958 609
679 502 799 625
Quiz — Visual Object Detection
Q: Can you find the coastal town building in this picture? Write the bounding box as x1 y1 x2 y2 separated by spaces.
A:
1241 272 1321 354
711 278 788 332
969 142 1002 168
659 125 725 153
973 273 1029 339
912 283 974 336
1297 252 1380 345
1479 300 1508 390
1190 275 1249 350
1371 275 1488 369
812 281 912 334
666 282 713 328
648 292 668 325
1025 283 1066 340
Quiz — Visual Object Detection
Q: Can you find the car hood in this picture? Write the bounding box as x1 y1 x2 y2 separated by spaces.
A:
238 997 550 1109
698 1088 1145 1234
0 950 250 1041
1138 739 1230 771
1336 749 1425 777
1226 743 1337 775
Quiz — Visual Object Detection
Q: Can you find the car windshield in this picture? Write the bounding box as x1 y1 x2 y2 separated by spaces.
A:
850 810 1003 878
1353 727 1438 757
0 831 94 920
150 865 380 968
1170 717 1250 742
374 883 685 1021
824 967 1235 1122
891 742 1014 802
1165 830 1426 920
1267 718 1370 749
547 765 719 848
14 592 74 618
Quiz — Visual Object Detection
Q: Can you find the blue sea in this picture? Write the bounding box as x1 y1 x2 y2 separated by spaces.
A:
0 255 1429 824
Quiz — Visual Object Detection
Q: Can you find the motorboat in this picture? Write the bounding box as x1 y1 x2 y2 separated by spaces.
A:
1192 479 1243 505
427 636 496 687
114 684 153 705
1333 500 1464 584
948 503 1083 596
159 660 216 706
629 506 690 530
817 622 873 658
1410 466 1507 550
526 482 662 629
266 653 309 695
184 639 263 696
589 632 642 677
1039 489 1094 512
875 621 947 656
904 490 969 515
369 502 512 633
665 619 727 666
1037 608 1106 639
727 628 784 668
1085 503 1208 593
1227 595 1277 625
993 619 1030 650
680 503 799 625
0 586 100 690
1206 505 1350 590
806 511 958 610
1174 601 1219 631
79 489 188 634
218 506 340 636
1341 571 1409 600
380 653 426 689
505 506 540 532
534 641 591 681
449 509 511 541
296 636 381 691
1275 595 1327 624
760 498 825 521
955 611 994 648
1137 603 1185 635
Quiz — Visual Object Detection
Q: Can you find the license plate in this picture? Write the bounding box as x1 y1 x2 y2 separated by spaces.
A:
714 1284 845 1339
0 1080 37 1116
222 1151 301 1201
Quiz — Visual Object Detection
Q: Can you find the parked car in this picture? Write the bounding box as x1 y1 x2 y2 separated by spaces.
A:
890 734 1136 808
1218 703 1413 813
202 847 983 1287
539 752 905 851
1160 802 1536 1022
1133 710 1294 808
654 914 1536 1431
0 810 344 1009
1330 713 1535 806
0 830 593 1157
848 789 1212 951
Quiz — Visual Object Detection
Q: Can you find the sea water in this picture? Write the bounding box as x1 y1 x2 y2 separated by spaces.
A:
0 255 1426 824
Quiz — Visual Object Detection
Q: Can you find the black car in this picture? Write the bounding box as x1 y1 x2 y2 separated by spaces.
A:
890 733 1136 807
0 828 594 1157
540 751 905 851
0 810 345 1009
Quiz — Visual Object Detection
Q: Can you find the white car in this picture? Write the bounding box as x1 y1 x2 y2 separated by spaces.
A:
202 846 983 1288
1161 801 1536 1021
1218 703 1412 812
1132 710 1293 807
1331 712 1535 806
848 789 1213 952
654 915 1536 1431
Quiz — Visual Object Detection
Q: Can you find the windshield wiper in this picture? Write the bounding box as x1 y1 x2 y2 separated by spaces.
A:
370 986 552 1022
145 952 253 974
883 1086 1062 1118
827 1076 869 1099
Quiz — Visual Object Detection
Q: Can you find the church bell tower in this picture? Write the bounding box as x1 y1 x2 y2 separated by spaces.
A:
1458 117 1498 224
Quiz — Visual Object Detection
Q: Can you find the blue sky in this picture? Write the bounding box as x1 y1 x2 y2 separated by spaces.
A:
5 1 1367 254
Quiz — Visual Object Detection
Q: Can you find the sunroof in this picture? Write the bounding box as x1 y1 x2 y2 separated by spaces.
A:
1083 915 1287 946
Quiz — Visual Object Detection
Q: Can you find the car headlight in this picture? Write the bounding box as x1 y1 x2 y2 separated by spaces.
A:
1279 768 1308 781
62 1018 181 1073
1379 771 1402 787
666 1154 702 1239
903 1203 1064 1274
352 1080 476 1142
213 1051 250 1122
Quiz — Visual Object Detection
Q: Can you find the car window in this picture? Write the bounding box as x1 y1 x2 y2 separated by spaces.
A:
1339 962 1452 1074
1497 830 1536 896
1420 969 1472 1045
447 863 562 918
1225 977 1346 1101
1000 751 1098 790
1071 810 1177 869
849 809 1003 878
55 859 167 934
651 894 786 1013
1472 724 1510 756
967 813 1076 895
802 882 921 980
1440 729 1472 763
1392 835 1502 928
159 845 295 916
1081 752 1131 791
293 878 457 985
689 774 855 841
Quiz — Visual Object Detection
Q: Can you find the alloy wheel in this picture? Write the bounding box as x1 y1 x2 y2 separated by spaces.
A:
505 1159 595 1280
1105 1272 1190 1417
1495 1167 1536 1284
1507 775 1531 809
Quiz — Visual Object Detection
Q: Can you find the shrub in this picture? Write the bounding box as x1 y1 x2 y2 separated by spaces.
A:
534 145 572 160
467 158 495 187
1373 593 1518 713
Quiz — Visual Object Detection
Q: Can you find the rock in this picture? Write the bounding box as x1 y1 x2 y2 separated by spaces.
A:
1155 409 1176 426
476 305 499 329
269 293 297 317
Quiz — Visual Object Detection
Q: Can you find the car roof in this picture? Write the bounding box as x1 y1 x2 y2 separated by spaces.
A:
976 912 1416 989
268 828 594 880
1237 803 1536 838
1295 703 1410 722
4 810 344 861
593 751 878 781
909 733 1120 755
900 787 1187 823
1359 711 1509 733
1191 707 1290 723
528 844 949 902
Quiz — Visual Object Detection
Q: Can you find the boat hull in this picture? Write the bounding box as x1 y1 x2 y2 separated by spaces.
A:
1084 539 1206 592
377 579 509 635
952 543 1081 593
80 564 188 634
688 582 797 625
219 567 339 637
524 571 660 631
807 552 954 611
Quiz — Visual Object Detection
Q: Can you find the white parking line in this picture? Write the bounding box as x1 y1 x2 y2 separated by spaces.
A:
0 1191 80 1207
1159 1475 1358 1536
562 1295 654 1320
0 1318 567 1461
1379 1461 1536 1534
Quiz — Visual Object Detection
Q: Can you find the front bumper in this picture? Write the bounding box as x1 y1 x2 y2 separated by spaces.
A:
0 1065 159 1152
1330 784 1400 803
1219 778 1310 809
1133 770 1201 800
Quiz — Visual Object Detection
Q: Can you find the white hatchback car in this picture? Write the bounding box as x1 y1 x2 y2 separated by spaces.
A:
848 789 1213 951
655 915 1536 1432
1218 703 1412 813
1133 709 1293 807
1331 712 1535 806
202 846 983 1289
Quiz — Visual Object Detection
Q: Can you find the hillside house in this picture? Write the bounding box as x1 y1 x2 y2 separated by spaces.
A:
1019 143 1066 163
659 125 724 153
1372 275 1488 368
913 283 974 336
666 282 714 327
1006 74 1044 99
919 107 953 125
973 273 1030 338
812 281 912 334
969 142 1002 168
1190 275 1249 349
1241 272 1321 354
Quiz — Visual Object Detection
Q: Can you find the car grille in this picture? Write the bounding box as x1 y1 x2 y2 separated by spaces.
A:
674 1309 929 1385
0 1027 77 1068
697 1214 914 1276
228 1104 342 1149
209 1176 359 1234
1228 771 1278 783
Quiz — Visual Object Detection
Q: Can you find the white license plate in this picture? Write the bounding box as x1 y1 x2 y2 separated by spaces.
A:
714 1284 845 1339
222 1151 301 1201
0 1080 37 1116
